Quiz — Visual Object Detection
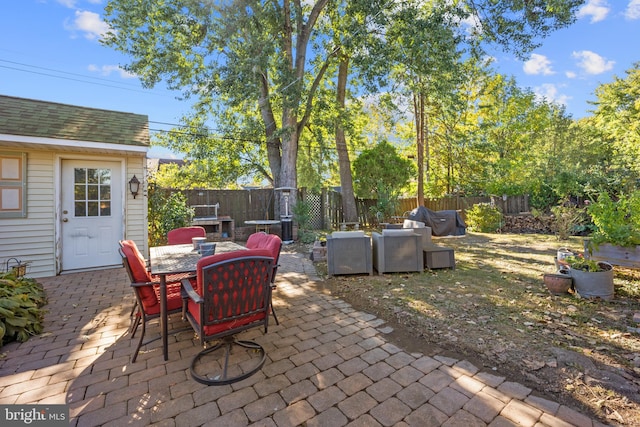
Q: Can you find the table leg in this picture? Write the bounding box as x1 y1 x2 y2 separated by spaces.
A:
159 274 168 361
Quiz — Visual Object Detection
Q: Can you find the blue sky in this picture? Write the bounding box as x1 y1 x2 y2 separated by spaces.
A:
1 0 639 159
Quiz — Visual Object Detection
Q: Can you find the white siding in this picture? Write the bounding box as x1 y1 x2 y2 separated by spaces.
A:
124 157 149 257
0 148 148 278
0 150 56 277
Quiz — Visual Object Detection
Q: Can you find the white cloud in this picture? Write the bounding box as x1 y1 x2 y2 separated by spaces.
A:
577 0 610 23
565 71 577 79
626 0 640 19
534 84 570 106
65 10 109 40
523 54 554 75
57 0 102 7
572 50 615 74
88 64 136 79
56 0 77 8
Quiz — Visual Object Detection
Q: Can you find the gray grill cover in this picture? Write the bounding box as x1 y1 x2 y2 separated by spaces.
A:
407 206 466 236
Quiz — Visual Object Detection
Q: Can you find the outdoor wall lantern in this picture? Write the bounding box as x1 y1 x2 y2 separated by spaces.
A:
129 175 141 199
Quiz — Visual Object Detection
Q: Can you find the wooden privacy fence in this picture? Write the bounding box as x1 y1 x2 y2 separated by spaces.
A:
182 188 275 226
170 188 529 232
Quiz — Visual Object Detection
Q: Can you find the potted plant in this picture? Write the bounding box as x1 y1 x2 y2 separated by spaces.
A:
583 190 640 269
564 254 614 300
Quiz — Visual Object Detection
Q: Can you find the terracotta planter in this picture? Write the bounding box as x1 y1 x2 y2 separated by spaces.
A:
543 271 573 295
570 261 614 300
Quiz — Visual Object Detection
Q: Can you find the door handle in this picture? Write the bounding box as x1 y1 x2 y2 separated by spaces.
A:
62 218 69 222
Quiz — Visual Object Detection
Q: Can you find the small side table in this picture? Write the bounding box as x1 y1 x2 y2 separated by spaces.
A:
423 245 455 270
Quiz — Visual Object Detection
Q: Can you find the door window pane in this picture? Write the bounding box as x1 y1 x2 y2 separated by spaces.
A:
100 202 111 216
74 168 112 217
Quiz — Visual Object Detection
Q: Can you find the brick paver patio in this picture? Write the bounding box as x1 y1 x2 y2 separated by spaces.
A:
0 248 608 426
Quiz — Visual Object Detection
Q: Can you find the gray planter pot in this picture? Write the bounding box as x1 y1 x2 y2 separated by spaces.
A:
570 261 614 300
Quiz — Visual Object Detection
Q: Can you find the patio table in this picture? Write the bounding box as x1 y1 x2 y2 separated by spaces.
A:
149 241 246 360
245 219 281 233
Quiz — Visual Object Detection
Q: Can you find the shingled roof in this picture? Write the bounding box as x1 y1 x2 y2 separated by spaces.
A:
0 95 149 147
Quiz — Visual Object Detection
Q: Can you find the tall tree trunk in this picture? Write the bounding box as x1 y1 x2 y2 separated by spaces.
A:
258 71 281 188
335 57 358 223
415 91 425 207
279 111 298 217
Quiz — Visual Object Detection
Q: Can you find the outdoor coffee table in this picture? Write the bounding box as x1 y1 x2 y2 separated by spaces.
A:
149 241 247 360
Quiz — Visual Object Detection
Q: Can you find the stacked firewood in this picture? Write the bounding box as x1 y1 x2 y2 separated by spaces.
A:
499 214 555 234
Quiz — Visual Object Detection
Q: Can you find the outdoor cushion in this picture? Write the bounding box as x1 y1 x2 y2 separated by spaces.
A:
403 219 426 228
120 239 186 314
246 233 282 265
167 226 206 245
331 231 365 238
120 240 153 282
381 229 415 236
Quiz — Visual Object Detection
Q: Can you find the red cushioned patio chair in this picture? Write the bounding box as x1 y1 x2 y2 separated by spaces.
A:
167 226 206 245
246 232 282 325
181 248 274 385
119 240 192 362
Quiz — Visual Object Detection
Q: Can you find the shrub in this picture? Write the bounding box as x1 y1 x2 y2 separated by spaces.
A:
148 185 195 246
0 271 47 347
587 190 640 247
465 203 503 232
293 198 317 244
550 203 588 240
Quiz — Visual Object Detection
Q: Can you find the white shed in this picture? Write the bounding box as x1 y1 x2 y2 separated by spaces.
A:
0 95 149 278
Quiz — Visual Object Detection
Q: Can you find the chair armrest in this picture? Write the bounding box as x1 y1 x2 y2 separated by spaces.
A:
130 280 157 288
181 278 203 304
164 272 196 282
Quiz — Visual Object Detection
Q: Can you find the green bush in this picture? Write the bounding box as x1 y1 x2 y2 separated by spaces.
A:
0 271 47 347
587 190 640 247
293 198 317 244
550 203 588 240
148 184 195 246
465 203 503 232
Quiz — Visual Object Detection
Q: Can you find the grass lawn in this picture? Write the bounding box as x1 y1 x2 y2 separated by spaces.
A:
316 232 640 426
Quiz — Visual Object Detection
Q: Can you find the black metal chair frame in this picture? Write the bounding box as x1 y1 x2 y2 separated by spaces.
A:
182 254 273 385
119 248 190 363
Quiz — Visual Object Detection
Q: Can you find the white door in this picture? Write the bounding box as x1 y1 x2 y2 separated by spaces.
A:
61 160 123 271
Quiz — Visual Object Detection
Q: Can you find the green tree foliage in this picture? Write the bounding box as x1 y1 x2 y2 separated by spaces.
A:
103 0 336 198
353 140 415 198
588 62 640 186
102 0 584 197
465 203 503 232
385 4 465 205
147 184 195 246
587 191 640 247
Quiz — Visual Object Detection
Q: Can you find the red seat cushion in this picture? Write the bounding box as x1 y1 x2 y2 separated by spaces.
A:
167 226 206 245
120 240 153 282
246 233 281 261
139 282 184 315
120 240 159 310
